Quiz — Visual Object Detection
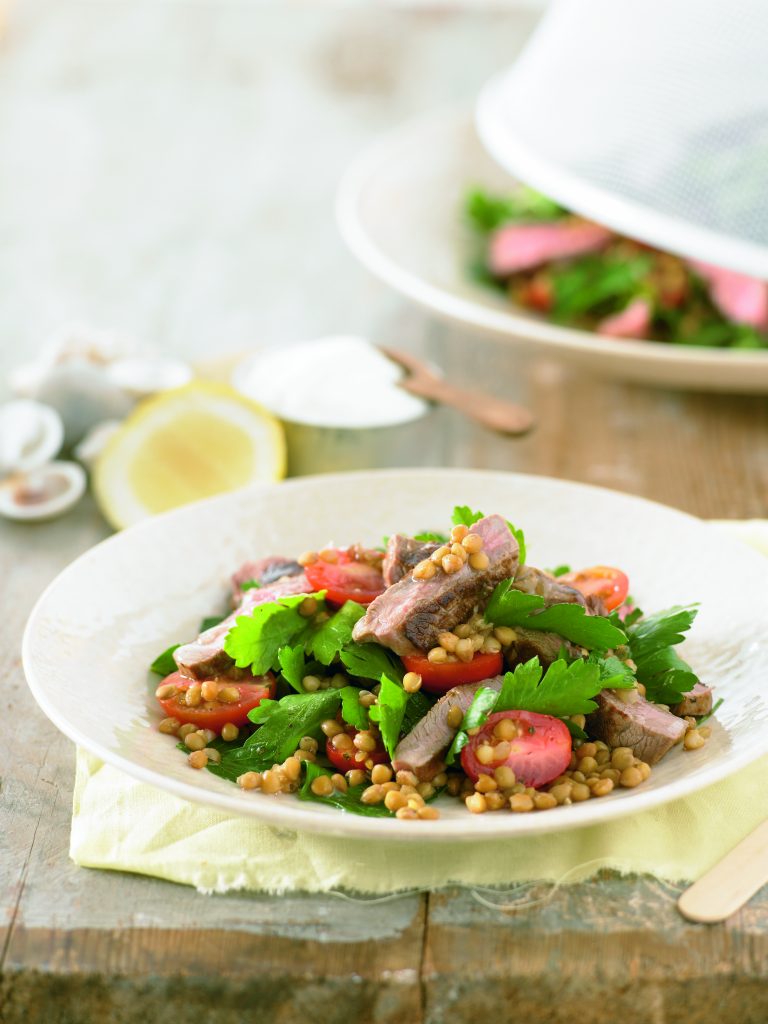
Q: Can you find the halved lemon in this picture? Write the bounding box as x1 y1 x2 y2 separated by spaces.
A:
93 382 286 529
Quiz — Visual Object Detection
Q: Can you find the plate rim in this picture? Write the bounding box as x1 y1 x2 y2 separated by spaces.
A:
336 106 768 381
22 468 768 842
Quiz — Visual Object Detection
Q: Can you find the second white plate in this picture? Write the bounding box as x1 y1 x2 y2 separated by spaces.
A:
337 108 768 393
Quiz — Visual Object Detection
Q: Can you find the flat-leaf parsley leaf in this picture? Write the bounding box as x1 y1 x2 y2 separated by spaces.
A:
223 592 325 675
368 675 408 758
485 580 626 650
307 601 365 666
495 656 628 717
624 605 699 705
149 644 180 676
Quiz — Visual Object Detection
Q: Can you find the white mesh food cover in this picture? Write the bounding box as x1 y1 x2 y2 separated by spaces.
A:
476 0 768 277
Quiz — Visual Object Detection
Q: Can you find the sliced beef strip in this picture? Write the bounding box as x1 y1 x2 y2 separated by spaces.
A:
174 573 311 681
505 628 580 669
352 515 520 656
382 535 439 587
586 689 686 765
513 565 606 616
230 557 304 604
499 565 601 668
672 682 714 718
392 676 504 781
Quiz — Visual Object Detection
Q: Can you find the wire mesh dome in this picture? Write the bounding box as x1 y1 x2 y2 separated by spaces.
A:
476 0 768 277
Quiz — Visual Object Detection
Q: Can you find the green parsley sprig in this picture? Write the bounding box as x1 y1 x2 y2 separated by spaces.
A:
485 580 626 650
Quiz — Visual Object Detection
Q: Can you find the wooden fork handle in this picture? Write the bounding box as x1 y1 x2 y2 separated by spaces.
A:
678 819 768 923
400 375 534 437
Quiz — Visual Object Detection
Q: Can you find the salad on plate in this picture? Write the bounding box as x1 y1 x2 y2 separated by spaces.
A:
150 507 717 821
466 187 768 349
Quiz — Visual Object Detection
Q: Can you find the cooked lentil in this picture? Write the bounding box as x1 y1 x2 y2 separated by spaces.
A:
188 750 208 769
310 775 334 797
403 671 422 693
446 706 464 729
510 793 534 812
237 771 261 790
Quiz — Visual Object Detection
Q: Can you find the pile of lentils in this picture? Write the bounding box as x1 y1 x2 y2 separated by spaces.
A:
412 523 489 580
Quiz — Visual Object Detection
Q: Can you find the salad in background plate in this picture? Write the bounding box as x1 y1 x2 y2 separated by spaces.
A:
466 187 768 348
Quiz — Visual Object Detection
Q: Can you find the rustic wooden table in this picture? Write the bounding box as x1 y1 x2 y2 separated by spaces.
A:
2 3 768 1022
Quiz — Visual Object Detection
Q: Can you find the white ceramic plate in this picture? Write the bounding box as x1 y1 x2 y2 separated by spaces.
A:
23 469 768 841
337 108 768 393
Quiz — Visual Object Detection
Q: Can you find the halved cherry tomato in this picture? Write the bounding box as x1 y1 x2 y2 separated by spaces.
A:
156 671 276 731
305 551 385 606
519 273 554 312
402 650 503 695
560 565 629 612
461 710 571 789
325 725 389 773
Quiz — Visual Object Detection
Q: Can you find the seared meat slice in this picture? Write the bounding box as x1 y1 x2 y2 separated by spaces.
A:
231 556 303 603
673 683 713 718
587 689 686 765
501 565 601 667
382 535 439 587
506 628 580 669
513 565 605 615
489 220 612 277
392 677 504 781
352 515 520 656
174 573 311 680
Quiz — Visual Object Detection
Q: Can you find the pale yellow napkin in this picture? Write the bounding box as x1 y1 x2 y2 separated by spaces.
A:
70 521 768 894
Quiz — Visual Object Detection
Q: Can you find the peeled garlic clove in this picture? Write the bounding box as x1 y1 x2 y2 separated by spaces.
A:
0 400 64 475
105 357 193 398
0 460 86 521
35 364 135 447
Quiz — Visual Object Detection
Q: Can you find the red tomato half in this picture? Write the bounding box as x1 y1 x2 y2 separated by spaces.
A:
305 552 385 606
520 274 553 312
156 671 276 731
402 651 503 695
325 726 389 773
461 710 572 789
560 565 629 612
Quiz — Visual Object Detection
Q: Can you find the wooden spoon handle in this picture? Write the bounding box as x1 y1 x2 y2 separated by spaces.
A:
400 375 534 437
678 819 768 923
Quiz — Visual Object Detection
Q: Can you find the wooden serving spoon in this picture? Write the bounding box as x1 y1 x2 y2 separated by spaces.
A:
381 347 534 437
678 819 768 923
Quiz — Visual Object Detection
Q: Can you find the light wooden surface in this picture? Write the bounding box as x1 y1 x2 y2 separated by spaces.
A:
2 3 768 1023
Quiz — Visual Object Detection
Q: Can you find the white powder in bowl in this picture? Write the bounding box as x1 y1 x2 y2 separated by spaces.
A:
233 336 429 428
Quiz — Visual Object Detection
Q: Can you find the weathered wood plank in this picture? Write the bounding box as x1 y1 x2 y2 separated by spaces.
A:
423 878 768 1024
3 914 425 1024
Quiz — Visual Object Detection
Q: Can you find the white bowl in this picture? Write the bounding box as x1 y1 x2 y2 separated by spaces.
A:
22 469 768 841
337 108 768 393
